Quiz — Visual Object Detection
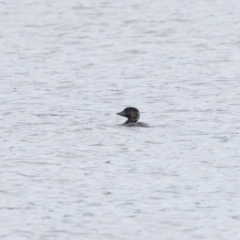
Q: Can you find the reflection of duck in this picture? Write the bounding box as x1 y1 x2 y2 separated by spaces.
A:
116 107 150 128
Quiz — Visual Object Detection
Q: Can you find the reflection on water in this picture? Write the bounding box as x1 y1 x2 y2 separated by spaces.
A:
1 0 240 239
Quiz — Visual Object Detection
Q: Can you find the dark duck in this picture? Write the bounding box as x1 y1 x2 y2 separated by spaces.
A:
116 107 150 128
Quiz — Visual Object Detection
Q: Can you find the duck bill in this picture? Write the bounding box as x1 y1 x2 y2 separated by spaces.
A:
116 111 126 117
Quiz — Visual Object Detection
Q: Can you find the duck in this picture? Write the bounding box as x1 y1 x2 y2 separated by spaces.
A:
116 107 150 128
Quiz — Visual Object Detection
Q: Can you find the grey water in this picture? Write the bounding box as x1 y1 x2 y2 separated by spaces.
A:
1 0 240 239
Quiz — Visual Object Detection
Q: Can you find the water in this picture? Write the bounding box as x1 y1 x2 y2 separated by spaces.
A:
1 0 240 239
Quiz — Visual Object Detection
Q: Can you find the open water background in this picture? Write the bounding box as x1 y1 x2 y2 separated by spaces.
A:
1 0 240 239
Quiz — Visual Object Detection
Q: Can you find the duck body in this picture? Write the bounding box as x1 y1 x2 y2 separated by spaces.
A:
123 121 150 128
116 107 150 128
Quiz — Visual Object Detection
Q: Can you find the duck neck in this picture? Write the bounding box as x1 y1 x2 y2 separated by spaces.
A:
125 119 137 124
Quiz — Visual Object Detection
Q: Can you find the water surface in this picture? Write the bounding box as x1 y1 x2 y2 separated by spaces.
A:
1 0 240 239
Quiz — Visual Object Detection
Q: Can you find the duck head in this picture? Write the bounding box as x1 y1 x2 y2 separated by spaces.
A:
116 107 140 123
